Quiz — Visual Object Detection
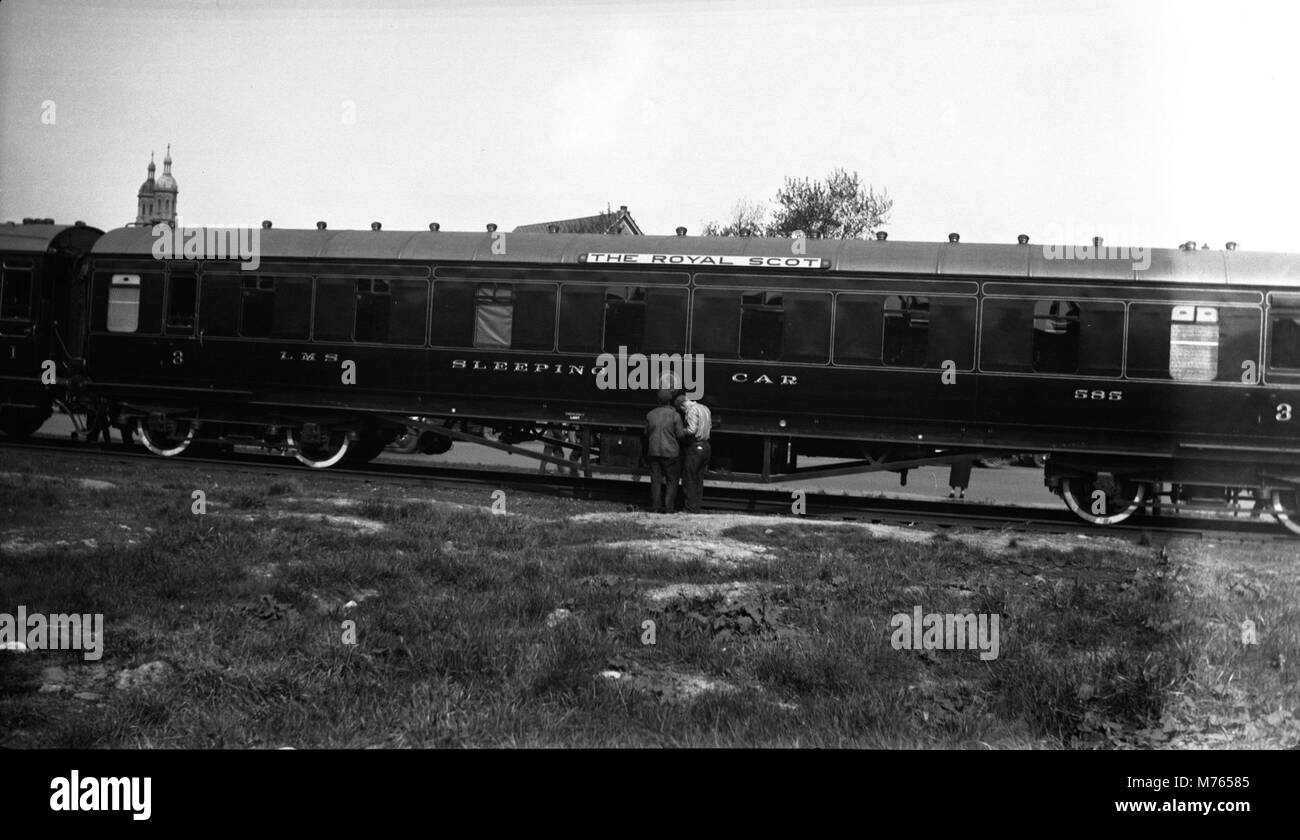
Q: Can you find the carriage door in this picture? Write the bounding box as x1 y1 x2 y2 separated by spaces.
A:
162 263 198 374
0 259 38 380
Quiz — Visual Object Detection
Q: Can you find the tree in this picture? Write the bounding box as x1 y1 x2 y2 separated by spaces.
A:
701 199 769 237
769 168 891 239
703 168 892 239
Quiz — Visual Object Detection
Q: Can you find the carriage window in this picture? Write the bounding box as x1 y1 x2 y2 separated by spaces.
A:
739 291 783 360
388 278 430 345
271 277 312 340
604 286 646 353
0 265 34 323
642 288 688 355
1169 305 1218 381
1270 312 1300 370
691 290 741 358
1032 300 1080 373
882 295 929 366
107 275 141 333
164 270 197 334
355 278 391 343
238 277 275 338
199 275 239 336
473 284 513 349
782 293 831 363
314 277 356 341
559 286 603 352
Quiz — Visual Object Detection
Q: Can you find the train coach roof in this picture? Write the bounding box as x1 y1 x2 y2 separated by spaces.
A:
91 226 1300 286
0 222 99 253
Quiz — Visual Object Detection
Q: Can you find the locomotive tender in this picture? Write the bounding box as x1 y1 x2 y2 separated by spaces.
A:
4 218 1300 534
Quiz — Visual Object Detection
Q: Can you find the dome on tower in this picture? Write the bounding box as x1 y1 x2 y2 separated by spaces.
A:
155 145 177 193
138 153 156 195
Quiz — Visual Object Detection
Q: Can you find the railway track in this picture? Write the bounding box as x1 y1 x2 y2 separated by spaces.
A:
0 434 1290 543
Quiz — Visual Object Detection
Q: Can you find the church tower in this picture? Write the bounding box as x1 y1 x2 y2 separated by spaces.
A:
135 152 156 225
132 146 178 225
154 145 178 224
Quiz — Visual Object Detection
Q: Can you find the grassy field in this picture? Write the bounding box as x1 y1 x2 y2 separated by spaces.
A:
1 449 1297 748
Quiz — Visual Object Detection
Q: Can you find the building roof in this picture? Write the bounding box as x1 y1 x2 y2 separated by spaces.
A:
513 205 642 235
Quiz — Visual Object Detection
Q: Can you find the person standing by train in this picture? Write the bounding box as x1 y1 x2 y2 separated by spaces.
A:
645 390 684 513
674 392 712 513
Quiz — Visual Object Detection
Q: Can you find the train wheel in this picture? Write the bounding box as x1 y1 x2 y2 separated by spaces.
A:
287 427 351 469
137 418 196 457
1060 474 1146 525
1269 490 1300 536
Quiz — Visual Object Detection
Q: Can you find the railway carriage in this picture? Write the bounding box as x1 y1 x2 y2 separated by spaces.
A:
0 220 103 438
57 224 1300 533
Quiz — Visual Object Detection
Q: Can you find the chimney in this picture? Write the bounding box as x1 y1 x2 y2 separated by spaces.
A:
1093 236 1104 248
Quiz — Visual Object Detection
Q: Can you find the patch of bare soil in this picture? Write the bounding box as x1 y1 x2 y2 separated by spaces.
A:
599 536 771 567
597 657 736 704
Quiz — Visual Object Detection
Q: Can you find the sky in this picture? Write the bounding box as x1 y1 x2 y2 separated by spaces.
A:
1 0 1298 251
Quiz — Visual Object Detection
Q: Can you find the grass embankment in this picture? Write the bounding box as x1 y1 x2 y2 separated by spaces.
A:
0 451 1296 747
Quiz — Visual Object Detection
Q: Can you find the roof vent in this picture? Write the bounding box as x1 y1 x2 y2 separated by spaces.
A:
1225 241 1238 251
371 222 382 231
547 224 560 234
74 220 85 227
1202 243 1210 249
262 220 272 229
1181 240 1197 251
1017 234 1030 245
316 221 327 230
486 223 498 233
21 217 33 224
429 222 440 231
675 226 687 236
948 232 960 243
875 231 888 241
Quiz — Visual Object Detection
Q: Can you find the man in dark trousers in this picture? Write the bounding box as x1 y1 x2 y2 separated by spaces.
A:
644 389 684 513
674 392 712 513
